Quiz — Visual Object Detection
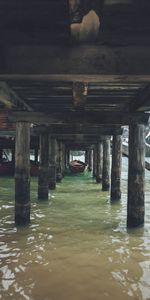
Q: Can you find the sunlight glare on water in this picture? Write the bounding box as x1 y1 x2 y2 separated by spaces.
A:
0 158 150 300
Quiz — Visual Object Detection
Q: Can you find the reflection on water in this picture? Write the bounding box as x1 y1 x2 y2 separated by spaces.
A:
0 158 150 300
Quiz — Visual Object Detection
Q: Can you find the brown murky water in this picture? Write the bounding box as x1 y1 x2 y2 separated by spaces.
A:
0 158 150 300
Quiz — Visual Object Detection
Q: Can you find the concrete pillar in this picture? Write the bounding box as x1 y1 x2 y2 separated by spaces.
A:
38 132 49 200
102 138 110 191
127 124 145 227
111 135 122 201
15 122 30 225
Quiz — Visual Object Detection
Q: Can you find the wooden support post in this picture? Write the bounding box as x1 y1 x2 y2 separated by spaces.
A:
96 142 103 183
15 122 30 225
102 139 110 191
56 141 63 182
49 137 56 190
38 133 49 200
85 150 89 165
127 125 145 227
0 149 3 161
88 149 92 172
111 135 122 201
61 143 65 177
93 146 97 178
66 149 70 168
34 148 38 163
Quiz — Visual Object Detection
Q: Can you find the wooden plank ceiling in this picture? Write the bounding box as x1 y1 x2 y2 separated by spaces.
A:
0 1 150 147
0 75 150 116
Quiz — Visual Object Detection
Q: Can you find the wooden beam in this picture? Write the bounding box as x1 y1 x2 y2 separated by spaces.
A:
49 134 110 141
0 82 14 108
128 84 150 112
1 74 150 84
7 84 33 111
33 124 123 136
9 111 149 125
0 81 32 111
1 44 150 74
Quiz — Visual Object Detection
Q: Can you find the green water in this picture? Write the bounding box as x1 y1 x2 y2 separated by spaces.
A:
0 158 150 300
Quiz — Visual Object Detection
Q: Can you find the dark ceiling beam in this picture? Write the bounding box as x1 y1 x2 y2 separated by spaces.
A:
1 45 150 75
0 82 33 111
7 84 33 112
48 134 110 141
33 124 123 135
128 84 150 112
0 82 14 108
1 74 150 84
9 111 149 125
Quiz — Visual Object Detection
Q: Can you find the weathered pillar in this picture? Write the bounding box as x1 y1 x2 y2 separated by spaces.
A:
127 124 145 227
56 141 63 182
93 146 97 178
88 149 92 172
15 122 30 225
34 148 38 163
111 135 122 201
65 149 70 168
102 138 110 191
0 149 3 161
38 132 49 200
49 137 56 189
12 148 15 163
61 143 66 177
96 142 103 183
85 150 89 165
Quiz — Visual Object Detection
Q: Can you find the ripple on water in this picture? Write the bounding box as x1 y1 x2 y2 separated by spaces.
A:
0 160 150 300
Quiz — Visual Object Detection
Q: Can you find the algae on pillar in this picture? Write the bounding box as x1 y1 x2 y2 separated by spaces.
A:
15 122 30 225
127 124 145 227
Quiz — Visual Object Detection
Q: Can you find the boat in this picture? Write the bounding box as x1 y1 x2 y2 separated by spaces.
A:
69 160 87 174
0 161 14 176
0 160 39 176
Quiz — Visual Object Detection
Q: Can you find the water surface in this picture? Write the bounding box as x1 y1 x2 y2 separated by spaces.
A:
0 158 150 300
